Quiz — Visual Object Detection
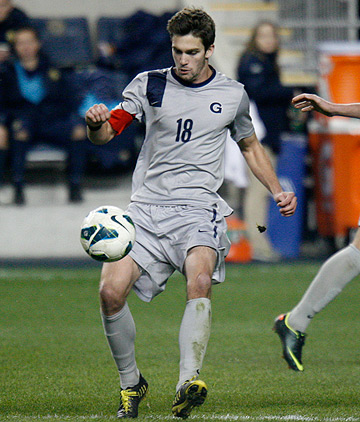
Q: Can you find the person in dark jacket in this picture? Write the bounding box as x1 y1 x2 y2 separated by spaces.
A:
0 1 30 203
237 21 295 261
237 20 293 155
0 26 87 204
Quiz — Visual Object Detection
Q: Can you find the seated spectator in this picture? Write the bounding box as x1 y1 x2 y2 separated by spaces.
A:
0 0 30 63
0 26 87 205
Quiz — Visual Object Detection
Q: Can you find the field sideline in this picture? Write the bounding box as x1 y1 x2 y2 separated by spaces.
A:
1 263 360 421
2 414 359 421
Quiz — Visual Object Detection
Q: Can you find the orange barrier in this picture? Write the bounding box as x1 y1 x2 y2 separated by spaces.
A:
318 42 360 104
309 123 360 237
225 217 252 263
309 43 360 237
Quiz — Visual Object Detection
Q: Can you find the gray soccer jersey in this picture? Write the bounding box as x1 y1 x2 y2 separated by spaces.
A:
113 67 254 211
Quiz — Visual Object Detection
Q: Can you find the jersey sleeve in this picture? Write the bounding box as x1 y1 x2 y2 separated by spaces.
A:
111 73 146 122
228 89 255 142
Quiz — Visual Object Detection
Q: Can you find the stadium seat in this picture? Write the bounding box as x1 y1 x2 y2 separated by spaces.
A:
97 17 127 49
30 17 93 68
96 11 174 78
96 17 128 71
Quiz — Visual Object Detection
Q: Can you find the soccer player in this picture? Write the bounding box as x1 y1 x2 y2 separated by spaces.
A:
274 93 360 372
86 8 297 419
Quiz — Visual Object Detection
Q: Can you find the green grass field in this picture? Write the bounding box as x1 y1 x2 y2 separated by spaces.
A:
1 262 360 421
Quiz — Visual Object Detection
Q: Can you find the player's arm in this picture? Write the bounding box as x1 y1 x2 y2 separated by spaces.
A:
239 132 297 217
292 93 360 119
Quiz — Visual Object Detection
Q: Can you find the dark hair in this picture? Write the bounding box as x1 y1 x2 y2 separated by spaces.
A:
167 7 215 51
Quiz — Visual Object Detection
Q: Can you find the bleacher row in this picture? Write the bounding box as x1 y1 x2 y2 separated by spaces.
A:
24 10 176 172
30 11 174 71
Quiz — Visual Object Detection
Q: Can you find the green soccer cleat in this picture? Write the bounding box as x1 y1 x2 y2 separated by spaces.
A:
172 378 207 419
117 374 148 418
273 313 306 372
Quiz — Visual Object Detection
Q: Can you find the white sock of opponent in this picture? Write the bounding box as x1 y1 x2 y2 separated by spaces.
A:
101 302 140 389
177 297 211 391
288 244 360 333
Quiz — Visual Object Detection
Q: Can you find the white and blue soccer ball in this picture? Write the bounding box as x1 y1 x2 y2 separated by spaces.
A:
80 205 136 262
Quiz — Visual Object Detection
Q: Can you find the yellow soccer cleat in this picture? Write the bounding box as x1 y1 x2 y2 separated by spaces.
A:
172 378 207 419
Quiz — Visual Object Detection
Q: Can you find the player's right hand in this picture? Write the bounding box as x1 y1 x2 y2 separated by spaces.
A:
85 103 111 128
273 191 297 217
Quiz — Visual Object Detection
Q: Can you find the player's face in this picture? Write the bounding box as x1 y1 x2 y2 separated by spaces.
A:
13 30 41 61
172 34 214 84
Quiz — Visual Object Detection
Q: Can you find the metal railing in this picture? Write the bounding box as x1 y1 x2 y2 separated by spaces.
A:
278 0 360 73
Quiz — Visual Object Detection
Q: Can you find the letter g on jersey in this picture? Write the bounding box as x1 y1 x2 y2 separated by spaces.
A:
210 102 222 113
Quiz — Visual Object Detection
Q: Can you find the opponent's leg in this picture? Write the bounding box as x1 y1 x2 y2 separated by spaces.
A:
274 228 360 371
289 241 360 332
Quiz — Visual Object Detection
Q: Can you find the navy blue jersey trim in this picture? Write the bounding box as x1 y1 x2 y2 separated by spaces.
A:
171 66 216 88
146 70 167 107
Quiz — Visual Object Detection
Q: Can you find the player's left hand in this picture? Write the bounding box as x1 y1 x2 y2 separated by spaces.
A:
273 192 297 217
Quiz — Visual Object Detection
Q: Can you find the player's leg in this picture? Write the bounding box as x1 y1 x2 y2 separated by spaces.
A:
172 246 216 418
274 226 360 371
288 227 360 331
100 255 148 418
352 226 360 249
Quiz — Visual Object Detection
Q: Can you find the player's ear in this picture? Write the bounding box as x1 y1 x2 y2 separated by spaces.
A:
205 44 214 60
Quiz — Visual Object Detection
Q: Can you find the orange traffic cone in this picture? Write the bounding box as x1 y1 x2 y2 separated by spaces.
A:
225 216 252 263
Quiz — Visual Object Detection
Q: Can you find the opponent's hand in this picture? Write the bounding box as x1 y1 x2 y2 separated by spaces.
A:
292 93 333 117
273 192 297 217
85 103 111 128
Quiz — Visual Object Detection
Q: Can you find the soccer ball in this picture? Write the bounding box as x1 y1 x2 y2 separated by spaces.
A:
80 205 136 262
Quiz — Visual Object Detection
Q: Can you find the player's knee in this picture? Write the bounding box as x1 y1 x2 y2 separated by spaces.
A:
99 282 127 315
188 272 212 299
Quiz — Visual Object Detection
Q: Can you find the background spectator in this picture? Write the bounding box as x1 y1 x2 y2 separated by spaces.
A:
237 20 296 261
0 0 29 203
237 20 294 156
0 26 86 205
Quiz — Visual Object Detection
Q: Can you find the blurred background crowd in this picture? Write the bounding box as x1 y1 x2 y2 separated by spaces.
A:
1 0 360 263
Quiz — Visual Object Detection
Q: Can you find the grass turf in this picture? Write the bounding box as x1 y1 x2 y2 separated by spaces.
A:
1 263 360 421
